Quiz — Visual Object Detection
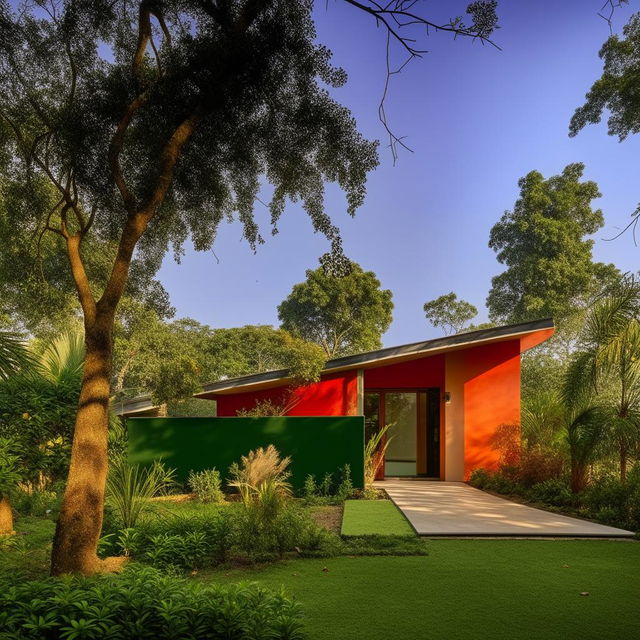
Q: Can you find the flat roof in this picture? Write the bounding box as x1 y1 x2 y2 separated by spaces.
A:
115 318 553 415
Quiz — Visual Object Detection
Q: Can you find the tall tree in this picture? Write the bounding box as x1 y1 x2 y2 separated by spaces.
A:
487 163 620 325
0 1 378 576
570 10 640 232
423 292 478 335
278 262 393 357
0 1 499 575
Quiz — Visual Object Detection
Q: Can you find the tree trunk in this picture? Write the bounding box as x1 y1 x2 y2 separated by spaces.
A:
50 318 113 576
570 459 587 494
620 446 628 483
0 496 14 534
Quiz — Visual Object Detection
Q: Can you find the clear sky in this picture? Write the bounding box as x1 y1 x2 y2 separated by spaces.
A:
157 0 640 346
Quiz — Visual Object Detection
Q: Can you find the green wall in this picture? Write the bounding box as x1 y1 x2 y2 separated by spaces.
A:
127 416 365 489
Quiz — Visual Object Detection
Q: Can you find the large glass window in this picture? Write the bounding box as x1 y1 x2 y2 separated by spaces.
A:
384 392 417 476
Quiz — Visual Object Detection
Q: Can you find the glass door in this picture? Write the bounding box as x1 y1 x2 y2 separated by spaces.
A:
364 389 441 479
384 392 417 476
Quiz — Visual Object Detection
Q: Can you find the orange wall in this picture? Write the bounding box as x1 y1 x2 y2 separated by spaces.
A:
215 370 359 417
455 340 521 478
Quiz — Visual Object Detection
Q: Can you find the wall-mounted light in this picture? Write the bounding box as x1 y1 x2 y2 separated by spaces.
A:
444 391 451 404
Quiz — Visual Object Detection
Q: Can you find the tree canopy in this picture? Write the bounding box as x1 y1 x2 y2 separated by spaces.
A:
487 163 620 324
423 292 478 335
278 261 393 357
114 309 327 404
570 12 640 142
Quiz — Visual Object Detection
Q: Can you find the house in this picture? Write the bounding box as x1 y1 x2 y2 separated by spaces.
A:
118 318 554 482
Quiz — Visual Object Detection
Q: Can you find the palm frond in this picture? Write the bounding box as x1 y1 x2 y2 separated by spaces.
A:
0 331 34 380
38 331 85 383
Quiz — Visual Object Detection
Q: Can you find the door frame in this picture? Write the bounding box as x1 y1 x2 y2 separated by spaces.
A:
364 388 444 480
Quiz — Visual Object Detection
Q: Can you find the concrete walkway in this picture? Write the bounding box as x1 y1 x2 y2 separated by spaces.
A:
378 480 635 538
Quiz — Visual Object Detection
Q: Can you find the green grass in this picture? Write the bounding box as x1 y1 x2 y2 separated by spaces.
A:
206 539 640 640
341 499 414 536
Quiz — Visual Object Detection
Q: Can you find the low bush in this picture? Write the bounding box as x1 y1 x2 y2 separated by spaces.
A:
580 470 640 531
188 468 224 504
527 478 572 507
302 465 354 505
102 503 328 569
101 510 236 570
11 488 61 518
0 565 305 640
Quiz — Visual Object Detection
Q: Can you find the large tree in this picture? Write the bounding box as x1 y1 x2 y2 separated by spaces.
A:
570 10 640 231
487 163 620 325
0 0 499 575
423 292 478 335
278 262 393 357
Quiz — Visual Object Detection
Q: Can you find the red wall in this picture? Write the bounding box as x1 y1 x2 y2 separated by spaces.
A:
215 370 359 417
460 340 521 478
363 354 445 389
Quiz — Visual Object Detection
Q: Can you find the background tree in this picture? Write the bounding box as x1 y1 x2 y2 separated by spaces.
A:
0 0 500 576
114 311 327 406
0 0 380 575
487 163 620 325
423 292 478 335
278 262 393 357
0 166 172 339
570 10 640 235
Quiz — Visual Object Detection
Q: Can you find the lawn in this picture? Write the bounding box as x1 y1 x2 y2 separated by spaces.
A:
341 499 414 536
207 540 640 640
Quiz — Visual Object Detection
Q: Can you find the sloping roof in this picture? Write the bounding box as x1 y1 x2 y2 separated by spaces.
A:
115 318 553 416
195 317 554 398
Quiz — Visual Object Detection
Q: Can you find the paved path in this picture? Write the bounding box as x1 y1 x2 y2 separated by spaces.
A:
377 480 635 537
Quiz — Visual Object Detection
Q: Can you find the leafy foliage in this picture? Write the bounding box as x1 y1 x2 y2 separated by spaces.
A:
0 333 85 487
0 437 21 499
423 292 478 335
105 459 177 529
0 331 32 381
0 565 305 640
487 163 620 323
364 423 393 486
570 12 640 141
188 468 224 504
278 261 393 357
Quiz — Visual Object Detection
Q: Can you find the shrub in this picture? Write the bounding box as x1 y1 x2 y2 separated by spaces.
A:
103 510 237 570
336 464 354 501
528 478 572 507
188 468 224 503
302 465 354 504
0 565 305 639
11 488 60 517
580 470 640 531
468 468 492 489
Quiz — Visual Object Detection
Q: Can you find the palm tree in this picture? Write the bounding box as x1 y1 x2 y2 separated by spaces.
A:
568 279 640 482
0 330 33 380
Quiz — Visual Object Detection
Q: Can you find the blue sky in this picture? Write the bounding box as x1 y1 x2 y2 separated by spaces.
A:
157 0 640 346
